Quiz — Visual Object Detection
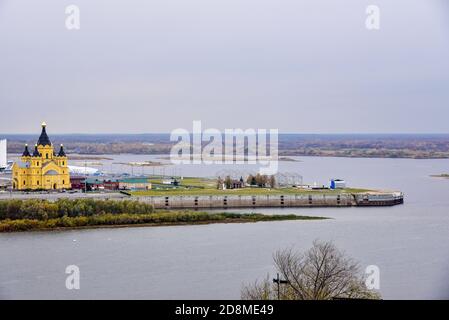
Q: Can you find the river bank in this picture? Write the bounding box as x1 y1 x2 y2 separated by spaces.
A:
0 198 326 232
0 213 325 233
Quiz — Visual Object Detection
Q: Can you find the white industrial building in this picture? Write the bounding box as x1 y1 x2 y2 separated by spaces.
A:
68 165 100 175
0 139 7 170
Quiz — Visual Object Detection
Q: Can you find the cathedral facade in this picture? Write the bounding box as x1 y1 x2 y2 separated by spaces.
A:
12 123 70 190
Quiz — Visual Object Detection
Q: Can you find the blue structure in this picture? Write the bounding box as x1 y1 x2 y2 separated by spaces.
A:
330 179 346 189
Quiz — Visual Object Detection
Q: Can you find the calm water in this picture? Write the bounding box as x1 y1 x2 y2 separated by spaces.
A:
1 156 449 299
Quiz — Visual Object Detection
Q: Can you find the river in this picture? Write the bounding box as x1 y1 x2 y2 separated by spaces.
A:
1 156 449 299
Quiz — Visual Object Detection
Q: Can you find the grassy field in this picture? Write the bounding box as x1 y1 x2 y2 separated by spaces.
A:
147 176 216 189
132 177 372 196
179 177 217 188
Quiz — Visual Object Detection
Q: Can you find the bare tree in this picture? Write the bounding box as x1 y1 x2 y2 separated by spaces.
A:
216 176 224 190
242 241 380 300
268 175 276 188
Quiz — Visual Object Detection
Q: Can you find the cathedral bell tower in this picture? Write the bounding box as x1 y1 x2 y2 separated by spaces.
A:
37 122 54 162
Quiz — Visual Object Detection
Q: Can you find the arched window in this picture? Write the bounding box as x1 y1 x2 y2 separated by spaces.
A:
62 161 65 166
23 180 26 185
46 153 49 159
37 181 39 185
63 180 65 185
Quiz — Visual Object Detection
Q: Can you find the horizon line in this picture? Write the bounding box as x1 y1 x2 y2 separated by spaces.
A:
2 132 449 136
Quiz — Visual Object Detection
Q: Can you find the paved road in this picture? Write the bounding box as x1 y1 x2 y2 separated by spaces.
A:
0 192 128 201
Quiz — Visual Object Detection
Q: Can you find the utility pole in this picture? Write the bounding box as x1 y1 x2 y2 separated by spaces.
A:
84 161 87 193
273 273 289 300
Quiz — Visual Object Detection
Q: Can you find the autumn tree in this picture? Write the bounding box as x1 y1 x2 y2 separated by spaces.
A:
224 176 232 189
247 175 256 186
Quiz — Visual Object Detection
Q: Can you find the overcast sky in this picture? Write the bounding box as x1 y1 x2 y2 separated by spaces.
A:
0 0 448 134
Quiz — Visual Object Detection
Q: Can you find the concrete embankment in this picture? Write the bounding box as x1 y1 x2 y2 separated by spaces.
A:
135 192 404 209
0 191 404 209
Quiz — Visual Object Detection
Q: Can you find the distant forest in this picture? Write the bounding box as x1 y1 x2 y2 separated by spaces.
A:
3 133 449 159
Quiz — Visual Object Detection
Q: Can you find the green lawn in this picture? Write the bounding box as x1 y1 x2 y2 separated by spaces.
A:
132 176 373 196
148 177 216 189
178 177 216 188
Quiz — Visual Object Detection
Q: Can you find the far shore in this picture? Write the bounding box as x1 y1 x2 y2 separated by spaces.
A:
430 174 449 179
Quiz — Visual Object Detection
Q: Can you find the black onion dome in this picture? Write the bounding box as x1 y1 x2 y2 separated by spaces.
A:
37 122 51 146
22 144 31 157
58 144 66 157
32 144 41 157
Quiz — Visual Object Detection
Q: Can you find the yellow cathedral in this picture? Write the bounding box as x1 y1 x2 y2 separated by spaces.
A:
12 123 70 190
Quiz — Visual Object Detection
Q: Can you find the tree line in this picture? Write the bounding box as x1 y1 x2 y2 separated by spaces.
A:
0 199 154 221
216 174 276 189
246 174 276 188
